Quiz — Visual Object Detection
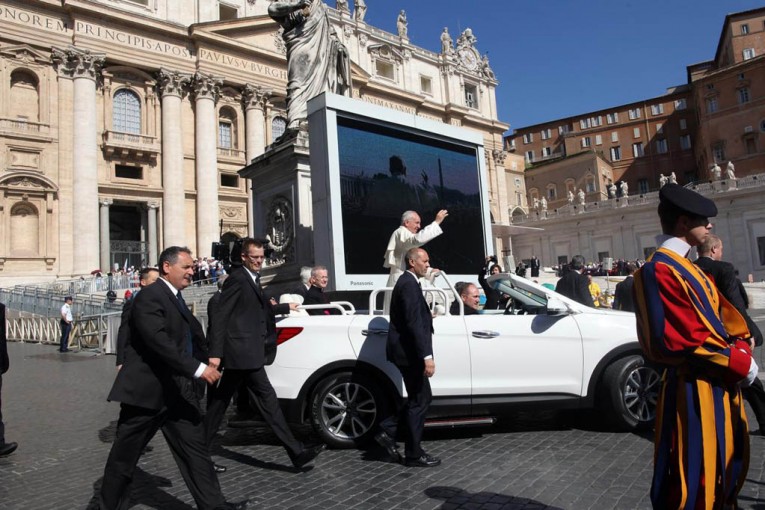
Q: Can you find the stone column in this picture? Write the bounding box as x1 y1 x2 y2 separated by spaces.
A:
243 84 272 237
193 72 222 257
158 69 191 249
147 201 159 266
492 149 510 225
53 48 105 275
99 198 113 272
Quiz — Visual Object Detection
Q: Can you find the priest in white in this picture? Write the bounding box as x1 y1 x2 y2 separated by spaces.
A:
382 209 448 311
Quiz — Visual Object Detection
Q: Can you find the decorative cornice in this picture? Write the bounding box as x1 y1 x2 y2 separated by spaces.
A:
242 84 273 111
51 46 105 80
157 68 191 98
192 71 223 102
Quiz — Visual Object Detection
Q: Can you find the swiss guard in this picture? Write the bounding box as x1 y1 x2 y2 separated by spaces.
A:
634 183 758 509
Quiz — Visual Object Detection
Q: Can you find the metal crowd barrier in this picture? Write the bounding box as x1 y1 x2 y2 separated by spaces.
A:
5 311 121 353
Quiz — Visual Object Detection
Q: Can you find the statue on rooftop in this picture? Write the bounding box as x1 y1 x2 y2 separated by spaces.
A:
397 10 408 38
726 161 736 180
354 0 366 21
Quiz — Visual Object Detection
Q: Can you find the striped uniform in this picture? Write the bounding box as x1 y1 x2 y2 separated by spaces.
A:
634 247 753 510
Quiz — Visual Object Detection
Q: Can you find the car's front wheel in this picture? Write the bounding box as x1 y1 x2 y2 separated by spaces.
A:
309 372 388 448
602 354 661 430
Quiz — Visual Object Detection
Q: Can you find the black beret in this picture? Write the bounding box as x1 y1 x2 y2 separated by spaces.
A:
659 183 717 218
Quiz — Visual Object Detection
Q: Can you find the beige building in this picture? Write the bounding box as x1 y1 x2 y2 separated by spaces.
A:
505 6 765 278
0 0 513 285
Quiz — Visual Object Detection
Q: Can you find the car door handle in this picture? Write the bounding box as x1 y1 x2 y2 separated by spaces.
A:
471 330 500 339
362 329 389 336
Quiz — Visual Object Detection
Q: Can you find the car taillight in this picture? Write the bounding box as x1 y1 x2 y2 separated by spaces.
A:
276 327 303 345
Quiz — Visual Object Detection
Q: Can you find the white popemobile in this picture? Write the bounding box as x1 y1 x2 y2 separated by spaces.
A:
266 272 660 448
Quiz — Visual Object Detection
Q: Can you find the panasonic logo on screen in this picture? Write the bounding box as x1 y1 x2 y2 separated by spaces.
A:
349 281 374 286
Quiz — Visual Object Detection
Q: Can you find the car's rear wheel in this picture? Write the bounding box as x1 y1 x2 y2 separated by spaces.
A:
602 354 660 430
309 372 388 449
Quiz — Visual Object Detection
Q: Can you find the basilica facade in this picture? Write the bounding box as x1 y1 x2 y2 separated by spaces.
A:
0 0 514 285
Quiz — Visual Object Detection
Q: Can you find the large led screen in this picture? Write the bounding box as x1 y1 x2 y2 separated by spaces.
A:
336 115 485 276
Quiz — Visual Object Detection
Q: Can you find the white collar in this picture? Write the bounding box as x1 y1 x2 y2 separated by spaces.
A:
656 235 692 258
159 277 179 296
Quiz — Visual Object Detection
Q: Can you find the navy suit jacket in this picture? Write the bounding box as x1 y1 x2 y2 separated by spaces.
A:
695 256 762 346
107 280 208 410
613 276 635 312
555 270 594 307
0 302 8 375
386 271 434 367
209 266 289 370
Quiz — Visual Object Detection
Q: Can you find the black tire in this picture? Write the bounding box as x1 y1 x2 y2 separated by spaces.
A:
601 354 660 430
309 372 388 449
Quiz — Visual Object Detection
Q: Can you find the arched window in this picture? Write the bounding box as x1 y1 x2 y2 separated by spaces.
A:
10 69 40 122
10 202 39 256
546 184 557 200
112 89 141 134
218 107 237 149
272 116 287 141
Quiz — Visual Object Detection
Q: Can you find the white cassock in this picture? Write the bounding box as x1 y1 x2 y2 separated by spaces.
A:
382 222 443 312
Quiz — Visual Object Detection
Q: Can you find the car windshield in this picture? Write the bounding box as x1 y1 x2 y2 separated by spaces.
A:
489 275 547 308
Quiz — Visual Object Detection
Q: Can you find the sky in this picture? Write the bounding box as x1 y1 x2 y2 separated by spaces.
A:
356 0 765 133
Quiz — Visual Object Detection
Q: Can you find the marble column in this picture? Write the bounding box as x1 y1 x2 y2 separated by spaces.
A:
492 149 510 225
158 69 191 249
193 72 222 257
53 48 104 275
147 201 159 266
99 198 113 272
243 84 272 237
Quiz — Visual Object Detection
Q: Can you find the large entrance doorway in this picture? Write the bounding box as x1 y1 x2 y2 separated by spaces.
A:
110 203 148 270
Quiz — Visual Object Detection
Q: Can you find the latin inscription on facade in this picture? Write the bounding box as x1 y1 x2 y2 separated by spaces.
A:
0 5 69 33
199 49 287 79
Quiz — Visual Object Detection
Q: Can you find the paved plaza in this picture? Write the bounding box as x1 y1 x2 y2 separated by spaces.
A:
1 326 765 510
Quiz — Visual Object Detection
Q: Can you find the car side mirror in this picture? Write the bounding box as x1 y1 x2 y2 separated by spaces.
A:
546 297 570 316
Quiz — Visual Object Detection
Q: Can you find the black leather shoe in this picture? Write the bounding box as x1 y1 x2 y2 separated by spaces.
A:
213 499 249 510
291 444 325 469
374 431 401 462
404 453 441 467
0 442 18 457
213 463 227 473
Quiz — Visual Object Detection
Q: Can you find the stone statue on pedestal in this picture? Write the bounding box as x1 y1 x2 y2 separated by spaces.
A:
440 27 453 54
607 182 616 199
540 197 547 213
619 181 628 196
335 0 349 14
354 0 366 21
567 190 574 204
532 197 540 212
711 162 721 180
269 0 352 138
669 172 677 184
397 10 408 38
578 189 586 205
726 161 736 180
659 174 668 188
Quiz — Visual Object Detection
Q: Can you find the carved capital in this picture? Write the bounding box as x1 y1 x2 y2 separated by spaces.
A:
100 198 113 207
492 149 507 167
192 72 223 102
52 46 105 80
157 68 191 98
242 84 273 111
147 201 160 210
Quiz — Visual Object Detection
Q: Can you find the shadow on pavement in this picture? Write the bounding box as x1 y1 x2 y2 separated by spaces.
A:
86 468 193 510
425 486 564 510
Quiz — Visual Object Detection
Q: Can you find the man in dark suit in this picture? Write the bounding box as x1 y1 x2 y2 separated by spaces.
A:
376 247 441 468
100 246 247 510
303 265 340 315
530 255 541 278
204 238 323 470
449 282 480 315
115 267 159 369
696 234 765 434
0 300 18 457
612 262 636 312
554 255 595 307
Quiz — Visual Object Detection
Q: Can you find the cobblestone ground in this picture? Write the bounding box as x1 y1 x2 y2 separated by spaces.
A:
1 335 764 510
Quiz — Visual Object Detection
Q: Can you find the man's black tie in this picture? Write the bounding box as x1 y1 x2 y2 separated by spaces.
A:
255 272 262 293
177 291 193 355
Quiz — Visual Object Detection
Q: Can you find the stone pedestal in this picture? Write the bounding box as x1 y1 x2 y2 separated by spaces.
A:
238 133 314 290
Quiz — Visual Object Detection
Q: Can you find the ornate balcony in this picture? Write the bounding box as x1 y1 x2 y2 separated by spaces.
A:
217 147 246 164
102 130 161 162
0 118 51 141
